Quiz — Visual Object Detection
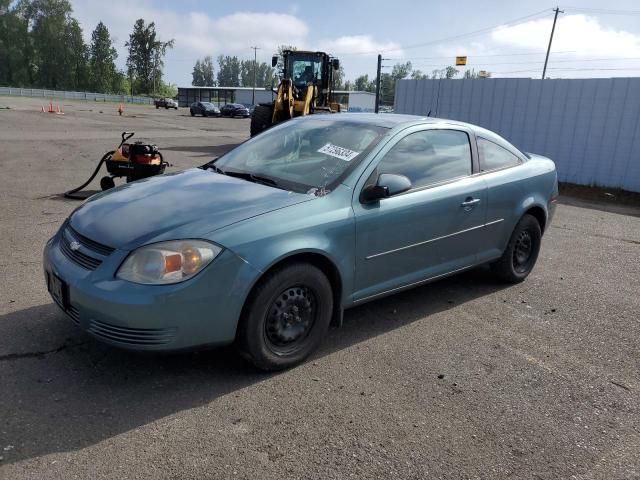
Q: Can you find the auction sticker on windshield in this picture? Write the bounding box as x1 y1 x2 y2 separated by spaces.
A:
317 143 360 161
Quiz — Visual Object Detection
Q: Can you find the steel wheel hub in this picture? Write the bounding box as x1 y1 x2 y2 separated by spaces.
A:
265 287 316 347
513 230 533 272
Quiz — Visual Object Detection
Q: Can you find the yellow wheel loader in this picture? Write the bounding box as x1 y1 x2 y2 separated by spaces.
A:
250 50 341 137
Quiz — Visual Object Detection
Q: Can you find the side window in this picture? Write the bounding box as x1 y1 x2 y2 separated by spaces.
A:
477 137 521 172
377 130 472 189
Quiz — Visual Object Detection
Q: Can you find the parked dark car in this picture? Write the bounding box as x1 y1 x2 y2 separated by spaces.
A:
190 102 221 117
220 103 250 118
155 98 178 109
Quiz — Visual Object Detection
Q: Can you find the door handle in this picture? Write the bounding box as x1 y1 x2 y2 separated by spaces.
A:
461 197 481 209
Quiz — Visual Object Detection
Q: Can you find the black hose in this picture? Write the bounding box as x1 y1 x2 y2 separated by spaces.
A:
64 151 114 200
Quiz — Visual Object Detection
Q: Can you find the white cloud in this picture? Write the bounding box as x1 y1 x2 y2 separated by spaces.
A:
71 1 309 84
318 35 404 57
492 14 640 57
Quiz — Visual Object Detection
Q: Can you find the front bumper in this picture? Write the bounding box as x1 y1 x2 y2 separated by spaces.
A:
43 230 260 351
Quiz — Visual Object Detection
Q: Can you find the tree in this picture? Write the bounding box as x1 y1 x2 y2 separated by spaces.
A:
126 19 174 95
217 55 240 86
193 56 216 86
192 59 204 86
411 69 429 80
354 74 375 92
333 65 346 90
201 56 215 86
89 21 118 93
28 0 90 90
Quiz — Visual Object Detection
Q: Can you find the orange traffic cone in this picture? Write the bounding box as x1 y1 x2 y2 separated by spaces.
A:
56 103 62 114
41 105 45 113
48 101 53 113
117 103 123 116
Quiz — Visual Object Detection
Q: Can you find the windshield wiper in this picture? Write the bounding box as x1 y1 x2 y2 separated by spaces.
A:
223 170 280 188
207 164 226 175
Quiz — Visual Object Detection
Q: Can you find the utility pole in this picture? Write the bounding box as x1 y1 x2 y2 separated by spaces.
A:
375 54 382 113
250 46 260 105
542 7 563 79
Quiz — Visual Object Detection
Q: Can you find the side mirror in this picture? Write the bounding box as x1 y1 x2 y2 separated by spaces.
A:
332 58 340 70
360 173 411 204
272 55 278 68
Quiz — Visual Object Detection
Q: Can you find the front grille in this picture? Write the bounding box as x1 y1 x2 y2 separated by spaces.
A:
59 224 114 271
88 320 176 346
67 305 80 324
67 225 115 256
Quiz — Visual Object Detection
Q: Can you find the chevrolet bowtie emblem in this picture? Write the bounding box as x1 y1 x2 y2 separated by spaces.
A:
69 241 81 251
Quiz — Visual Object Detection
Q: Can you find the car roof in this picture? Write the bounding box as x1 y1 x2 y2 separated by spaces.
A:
311 113 509 140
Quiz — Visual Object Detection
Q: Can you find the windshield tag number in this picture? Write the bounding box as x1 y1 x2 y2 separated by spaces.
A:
318 143 360 162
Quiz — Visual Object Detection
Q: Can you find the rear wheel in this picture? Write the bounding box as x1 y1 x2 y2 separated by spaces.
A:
250 104 274 137
237 263 333 371
190 109 195 116
491 214 542 283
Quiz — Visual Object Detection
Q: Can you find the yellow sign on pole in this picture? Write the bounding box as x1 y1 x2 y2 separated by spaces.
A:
456 56 467 66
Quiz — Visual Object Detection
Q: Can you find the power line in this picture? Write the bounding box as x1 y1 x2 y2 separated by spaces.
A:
561 6 640 15
334 8 555 56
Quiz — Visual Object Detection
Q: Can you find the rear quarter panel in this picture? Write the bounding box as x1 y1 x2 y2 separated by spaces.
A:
478 154 557 263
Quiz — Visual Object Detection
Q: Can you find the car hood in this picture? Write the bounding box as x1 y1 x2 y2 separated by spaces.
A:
70 168 312 250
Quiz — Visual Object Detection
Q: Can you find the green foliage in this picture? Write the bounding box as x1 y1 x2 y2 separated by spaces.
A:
239 60 274 88
192 56 215 87
333 65 346 90
125 18 174 95
354 74 376 92
0 0 141 94
89 21 118 93
217 55 240 87
157 81 177 98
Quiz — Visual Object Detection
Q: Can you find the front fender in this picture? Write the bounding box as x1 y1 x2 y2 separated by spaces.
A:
209 186 356 308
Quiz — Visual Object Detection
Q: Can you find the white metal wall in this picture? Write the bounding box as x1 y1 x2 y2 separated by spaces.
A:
394 78 640 192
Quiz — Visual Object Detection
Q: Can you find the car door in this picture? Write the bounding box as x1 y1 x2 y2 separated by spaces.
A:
474 136 528 263
352 126 487 302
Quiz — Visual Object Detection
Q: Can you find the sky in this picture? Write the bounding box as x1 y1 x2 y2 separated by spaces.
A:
70 0 640 87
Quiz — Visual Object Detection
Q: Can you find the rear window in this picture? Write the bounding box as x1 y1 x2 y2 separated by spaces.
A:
477 137 522 172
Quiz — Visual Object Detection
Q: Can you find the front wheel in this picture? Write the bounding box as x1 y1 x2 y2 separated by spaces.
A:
237 263 333 371
491 214 542 283
250 104 274 137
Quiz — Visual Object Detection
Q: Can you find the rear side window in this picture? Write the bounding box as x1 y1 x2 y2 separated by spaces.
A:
477 137 521 172
377 130 472 189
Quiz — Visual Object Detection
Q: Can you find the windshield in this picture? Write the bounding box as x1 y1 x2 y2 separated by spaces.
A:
202 102 214 108
287 53 324 88
211 118 387 194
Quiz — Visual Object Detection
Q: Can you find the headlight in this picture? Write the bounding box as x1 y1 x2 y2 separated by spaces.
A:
117 240 221 285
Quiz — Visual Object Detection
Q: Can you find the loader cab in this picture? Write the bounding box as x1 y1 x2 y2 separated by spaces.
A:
276 50 339 107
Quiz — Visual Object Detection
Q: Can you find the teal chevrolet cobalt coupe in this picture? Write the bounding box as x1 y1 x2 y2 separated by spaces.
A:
44 114 557 370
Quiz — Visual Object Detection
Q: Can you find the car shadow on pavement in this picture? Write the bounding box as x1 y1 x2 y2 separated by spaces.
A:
0 267 507 464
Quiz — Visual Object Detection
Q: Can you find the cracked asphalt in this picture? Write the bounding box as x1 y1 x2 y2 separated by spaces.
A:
1 97 639 479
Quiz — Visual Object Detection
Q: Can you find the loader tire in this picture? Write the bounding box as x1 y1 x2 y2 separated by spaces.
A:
250 105 274 137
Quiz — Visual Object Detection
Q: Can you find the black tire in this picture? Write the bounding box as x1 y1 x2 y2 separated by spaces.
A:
250 104 274 137
491 214 542 283
190 109 195 117
237 263 333 371
155 105 159 109
100 176 115 191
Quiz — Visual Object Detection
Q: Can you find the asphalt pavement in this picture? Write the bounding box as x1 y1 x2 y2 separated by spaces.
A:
0 97 638 479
